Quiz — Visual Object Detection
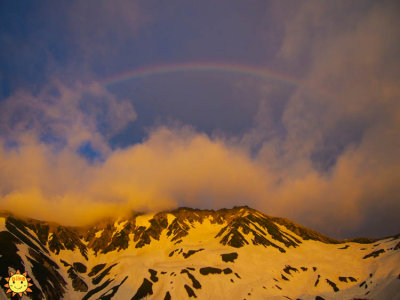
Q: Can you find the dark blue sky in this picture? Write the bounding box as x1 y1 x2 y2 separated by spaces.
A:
1 1 286 146
0 0 399 238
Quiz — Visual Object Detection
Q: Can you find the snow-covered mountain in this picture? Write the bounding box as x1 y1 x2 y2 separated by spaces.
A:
0 207 399 300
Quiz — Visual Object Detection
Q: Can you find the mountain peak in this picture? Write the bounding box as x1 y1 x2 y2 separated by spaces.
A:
0 208 398 299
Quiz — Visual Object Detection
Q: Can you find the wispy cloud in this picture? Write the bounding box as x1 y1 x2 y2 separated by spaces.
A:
0 80 136 155
0 1 399 238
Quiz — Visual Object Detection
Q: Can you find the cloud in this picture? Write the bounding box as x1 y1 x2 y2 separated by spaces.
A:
253 0 400 237
0 1 399 239
0 80 136 155
66 0 149 63
1 117 398 238
0 126 272 225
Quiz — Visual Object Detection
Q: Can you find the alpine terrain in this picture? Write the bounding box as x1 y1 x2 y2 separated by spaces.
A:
0 207 399 300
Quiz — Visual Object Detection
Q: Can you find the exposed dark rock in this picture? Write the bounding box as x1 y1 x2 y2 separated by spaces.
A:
28 221 50 246
73 275 89 292
339 276 357 283
27 248 67 300
68 266 88 292
199 267 222 275
167 217 190 241
89 263 106 277
167 208 206 242
135 213 169 248
73 262 87 273
0 208 392 300
184 284 197 298
183 249 204 258
6 218 49 255
60 259 70 267
148 269 158 282
281 274 289 281
216 211 301 251
181 269 202 289
92 263 118 285
86 223 115 255
394 241 400 250
221 252 238 262
131 278 153 300
275 285 282 290
217 225 249 248
47 225 88 259
326 279 339 292
104 222 133 253
315 275 320 287
363 249 385 259
315 297 325 300
0 227 62 300
164 291 171 300
223 268 233 274
99 276 128 300
83 279 113 300
349 277 357 282
283 265 298 275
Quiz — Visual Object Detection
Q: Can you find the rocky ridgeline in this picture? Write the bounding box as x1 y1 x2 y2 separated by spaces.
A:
0 208 397 300
2 207 354 258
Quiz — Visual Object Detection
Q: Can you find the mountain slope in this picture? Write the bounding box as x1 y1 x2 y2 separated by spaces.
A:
0 207 399 300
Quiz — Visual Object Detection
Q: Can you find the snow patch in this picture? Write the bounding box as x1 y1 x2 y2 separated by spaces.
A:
95 229 104 238
135 214 154 228
114 220 128 233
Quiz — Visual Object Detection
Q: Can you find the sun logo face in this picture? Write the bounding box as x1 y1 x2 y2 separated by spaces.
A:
4 270 33 297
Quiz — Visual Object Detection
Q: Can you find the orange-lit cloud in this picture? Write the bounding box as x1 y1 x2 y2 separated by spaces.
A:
0 1 399 239
1 117 399 238
0 126 272 225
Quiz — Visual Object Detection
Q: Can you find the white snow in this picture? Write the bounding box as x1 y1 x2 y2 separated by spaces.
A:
135 214 154 228
2 213 399 300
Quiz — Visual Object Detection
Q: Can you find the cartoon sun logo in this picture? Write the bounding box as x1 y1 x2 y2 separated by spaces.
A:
4 270 33 297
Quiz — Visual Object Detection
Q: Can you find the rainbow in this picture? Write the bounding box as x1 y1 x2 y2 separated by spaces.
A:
101 62 300 87
100 62 332 99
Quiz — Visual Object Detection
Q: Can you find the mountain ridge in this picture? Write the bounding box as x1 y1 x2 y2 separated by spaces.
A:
0 206 384 244
0 207 399 299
